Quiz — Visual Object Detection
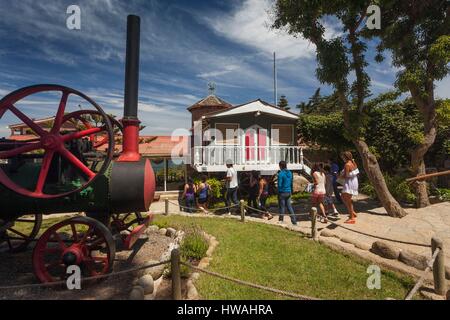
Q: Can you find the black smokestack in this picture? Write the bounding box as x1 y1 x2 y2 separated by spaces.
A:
123 15 140 119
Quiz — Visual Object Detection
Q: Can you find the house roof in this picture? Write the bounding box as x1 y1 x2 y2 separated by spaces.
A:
8 116 56 129
187 94 232 111
101 135 189 157
137 135 189 157
204 99 298 120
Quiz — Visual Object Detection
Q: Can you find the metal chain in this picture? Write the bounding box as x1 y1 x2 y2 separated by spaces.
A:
181 261 319 300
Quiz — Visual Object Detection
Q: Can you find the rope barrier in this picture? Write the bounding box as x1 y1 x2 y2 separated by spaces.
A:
325 220 431 247
0 259 170 291
404 248 440 300
181 261 319 300
167 199 430 247
243 204 310 217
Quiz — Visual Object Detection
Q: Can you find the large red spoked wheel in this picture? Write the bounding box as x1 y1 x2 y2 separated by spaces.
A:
32 216 116 283
0 214 43 253
0 85 114 199
62 110 123 149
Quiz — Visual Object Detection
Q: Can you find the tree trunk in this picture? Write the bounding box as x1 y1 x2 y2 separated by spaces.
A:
337 91 408 218
353 139 408 218
408 83 437 208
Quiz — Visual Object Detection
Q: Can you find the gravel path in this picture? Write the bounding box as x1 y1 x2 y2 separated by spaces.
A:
0 231 174 300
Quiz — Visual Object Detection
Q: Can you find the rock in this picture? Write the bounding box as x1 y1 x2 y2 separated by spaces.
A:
191 272 200 281
159 228 167 235
398 250 429 270
447 290 450 300
293 173 309 193
198 257 211 269
320 229 337 238
371 241 401 260
145 260 166 280
353 241 372 251
420 289 446 300
340 236 354 244
446 266 450 280
147 225 159 233
129 286 145 300
186 280 199 300
137 275 154 295
166 228 177 238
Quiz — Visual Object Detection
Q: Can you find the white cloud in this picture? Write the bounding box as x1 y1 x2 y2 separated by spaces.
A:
205 0 315 60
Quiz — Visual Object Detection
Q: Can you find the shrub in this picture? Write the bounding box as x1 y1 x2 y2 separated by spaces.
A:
360 174 416 204
206 177 224 201
180 225 209 261
434 188 450 202
151 220 170 229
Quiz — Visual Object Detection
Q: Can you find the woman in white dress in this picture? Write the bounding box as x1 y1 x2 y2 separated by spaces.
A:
340 151 359 224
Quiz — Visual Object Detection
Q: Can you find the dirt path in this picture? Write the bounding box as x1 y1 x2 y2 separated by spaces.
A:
0 231 174 300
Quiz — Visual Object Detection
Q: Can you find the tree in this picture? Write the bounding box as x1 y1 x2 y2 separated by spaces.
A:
278 95 290 111
370 1 450 207
298 91 428 172
272 0 407 217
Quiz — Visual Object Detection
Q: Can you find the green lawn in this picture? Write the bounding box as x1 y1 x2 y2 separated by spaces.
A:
154 215 415 300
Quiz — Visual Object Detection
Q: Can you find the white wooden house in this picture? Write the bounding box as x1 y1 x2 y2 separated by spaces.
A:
188 96 311 174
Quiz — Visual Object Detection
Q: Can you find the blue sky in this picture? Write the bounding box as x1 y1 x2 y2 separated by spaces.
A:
0 0 449 136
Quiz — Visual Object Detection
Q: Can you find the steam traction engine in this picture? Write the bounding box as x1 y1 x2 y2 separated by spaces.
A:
0 15 156 283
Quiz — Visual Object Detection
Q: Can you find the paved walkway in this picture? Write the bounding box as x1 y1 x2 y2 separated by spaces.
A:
150 197 450 267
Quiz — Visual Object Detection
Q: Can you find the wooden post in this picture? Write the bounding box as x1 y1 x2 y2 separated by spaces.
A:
240 199 245 222
171 248 182 300
165 198 169 215
310 207 318 241
431 237 446 296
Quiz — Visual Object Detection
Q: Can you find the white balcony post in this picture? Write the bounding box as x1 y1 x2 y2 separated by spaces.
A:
300 147 304 167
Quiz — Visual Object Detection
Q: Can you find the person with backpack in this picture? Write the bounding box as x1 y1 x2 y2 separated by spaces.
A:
277 161 298 225
182 177 197 213
197 175 210 212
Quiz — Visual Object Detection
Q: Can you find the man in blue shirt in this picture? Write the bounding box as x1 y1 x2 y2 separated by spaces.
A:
277 161 298 225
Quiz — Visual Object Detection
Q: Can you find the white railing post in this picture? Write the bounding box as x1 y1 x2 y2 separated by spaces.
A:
300 147 304 167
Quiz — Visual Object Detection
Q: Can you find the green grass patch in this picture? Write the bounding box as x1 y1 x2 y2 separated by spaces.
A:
154 215 415 300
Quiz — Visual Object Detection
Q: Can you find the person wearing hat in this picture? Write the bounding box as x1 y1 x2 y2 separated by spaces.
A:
225 159 239 214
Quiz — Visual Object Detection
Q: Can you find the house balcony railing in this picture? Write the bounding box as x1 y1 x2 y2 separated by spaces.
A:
193 145 306 169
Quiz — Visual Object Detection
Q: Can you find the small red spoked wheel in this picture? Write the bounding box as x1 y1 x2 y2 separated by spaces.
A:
0 214 43 253
110 212 144 235
32 216 116 283
0 85 114 199
62 110 123 149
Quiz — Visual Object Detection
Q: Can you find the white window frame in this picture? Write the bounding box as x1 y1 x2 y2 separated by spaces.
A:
271 124 294 146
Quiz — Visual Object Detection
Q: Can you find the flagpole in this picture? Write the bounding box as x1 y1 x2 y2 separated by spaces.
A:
273 52 277 106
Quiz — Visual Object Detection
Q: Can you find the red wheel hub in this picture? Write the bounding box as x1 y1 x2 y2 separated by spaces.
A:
32 216 116 283
41 134 62 150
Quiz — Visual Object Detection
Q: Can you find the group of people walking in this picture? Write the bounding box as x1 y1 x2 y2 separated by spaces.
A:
310 151 359 224
181 151 359 224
